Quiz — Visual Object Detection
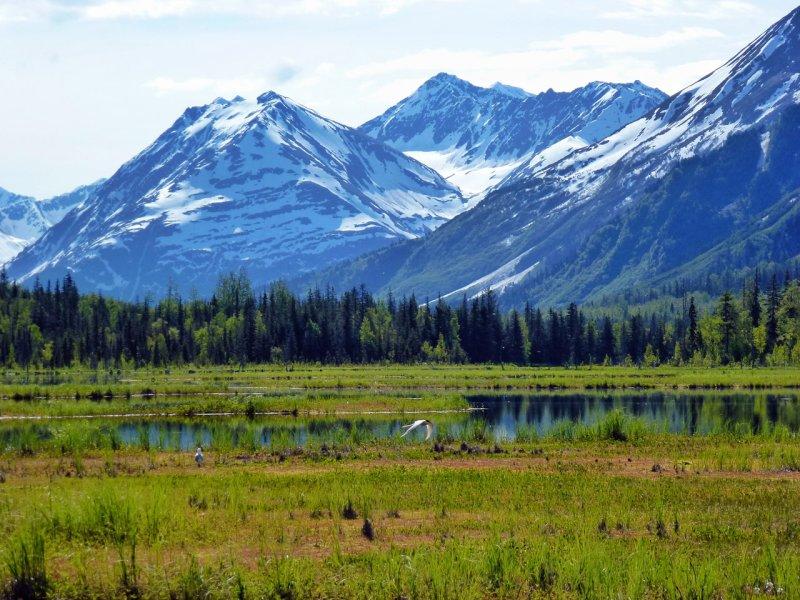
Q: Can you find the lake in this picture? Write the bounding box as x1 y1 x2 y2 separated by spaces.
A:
3 391 799 452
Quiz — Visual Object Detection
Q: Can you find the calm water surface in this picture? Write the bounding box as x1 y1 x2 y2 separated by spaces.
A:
3 392 799 450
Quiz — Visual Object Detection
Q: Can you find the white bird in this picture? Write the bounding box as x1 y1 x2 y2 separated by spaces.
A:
194 447 204 466
400 419 434 441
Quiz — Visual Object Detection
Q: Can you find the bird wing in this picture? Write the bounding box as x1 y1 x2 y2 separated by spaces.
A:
424 421 433 441
400 420 426 438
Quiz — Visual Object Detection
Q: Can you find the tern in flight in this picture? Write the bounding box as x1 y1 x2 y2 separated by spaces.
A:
400 419 434 441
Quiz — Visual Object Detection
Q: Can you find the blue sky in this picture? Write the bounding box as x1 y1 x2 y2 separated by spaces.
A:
1 0 798 197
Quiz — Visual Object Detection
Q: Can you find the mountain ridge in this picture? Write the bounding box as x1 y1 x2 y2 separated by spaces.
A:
359 74 667 196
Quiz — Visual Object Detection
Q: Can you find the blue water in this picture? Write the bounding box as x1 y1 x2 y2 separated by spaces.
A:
3 392 799 450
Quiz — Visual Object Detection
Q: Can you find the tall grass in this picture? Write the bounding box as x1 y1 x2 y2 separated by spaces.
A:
4 452 800 597
547 410 652 443
4 528 47 599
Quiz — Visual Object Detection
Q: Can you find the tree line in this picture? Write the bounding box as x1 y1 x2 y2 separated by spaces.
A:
0 269 799 368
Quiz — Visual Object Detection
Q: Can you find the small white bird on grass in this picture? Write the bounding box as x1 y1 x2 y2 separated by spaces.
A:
194 447 204 466
400 419 434 441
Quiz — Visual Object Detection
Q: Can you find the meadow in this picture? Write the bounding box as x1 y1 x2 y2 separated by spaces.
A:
2 365 800 598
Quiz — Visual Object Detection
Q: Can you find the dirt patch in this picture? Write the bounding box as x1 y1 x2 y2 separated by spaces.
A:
5 450 800 483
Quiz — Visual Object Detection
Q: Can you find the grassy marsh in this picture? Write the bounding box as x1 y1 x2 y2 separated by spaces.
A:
2 367 800 597
3 433 800 598
0 364 799 402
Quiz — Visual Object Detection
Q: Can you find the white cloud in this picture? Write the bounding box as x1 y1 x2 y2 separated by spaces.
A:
0 0 61 23
347 27 724 90
603 0 760 20
83 0 192 20
0 0 463 22
535 27 724 54
144 61 306 98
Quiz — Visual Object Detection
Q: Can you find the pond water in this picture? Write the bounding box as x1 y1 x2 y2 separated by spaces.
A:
470 392 800 438
3 392 800 451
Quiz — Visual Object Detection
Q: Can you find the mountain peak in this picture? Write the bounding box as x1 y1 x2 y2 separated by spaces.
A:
334 4 800 309
0 186 35 202
779 4 800 27
583 80 611 90
490 82 531 98
421 72 476 93
0 185 49 263
428 72 464 84
257 90 287 105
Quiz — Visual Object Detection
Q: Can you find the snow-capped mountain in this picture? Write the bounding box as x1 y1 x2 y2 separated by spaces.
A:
7 92 465 298
0 181 103 266
0 187 51 264
320 6 800 305
0 188 49 242
360 74 666 196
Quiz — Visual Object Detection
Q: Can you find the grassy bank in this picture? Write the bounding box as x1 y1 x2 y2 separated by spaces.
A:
0 389 471 418
0 364 799 400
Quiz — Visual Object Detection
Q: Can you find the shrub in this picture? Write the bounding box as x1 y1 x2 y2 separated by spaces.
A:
341 499 358 520
361 518 375 541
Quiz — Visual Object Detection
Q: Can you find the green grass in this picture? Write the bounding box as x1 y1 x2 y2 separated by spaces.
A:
0 363 799 399
0 389 470 418
2 435 800 598
2 363 800 419
3 367 800 597
3 527 48 600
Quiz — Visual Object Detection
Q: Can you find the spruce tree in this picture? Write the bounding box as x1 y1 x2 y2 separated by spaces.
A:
504 310 527 365
766 274 780 352
600 317 615 363
687 297 701 356
747 273 761 327
717 292 737 364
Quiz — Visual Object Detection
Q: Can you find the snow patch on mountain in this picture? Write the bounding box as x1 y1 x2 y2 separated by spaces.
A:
438 249 541 300
0 235 28 265
510 136 588 179
404 148 525 198
0 188 48 241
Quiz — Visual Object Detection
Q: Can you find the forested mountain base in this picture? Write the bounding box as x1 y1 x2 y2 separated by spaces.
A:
2 269 800 368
